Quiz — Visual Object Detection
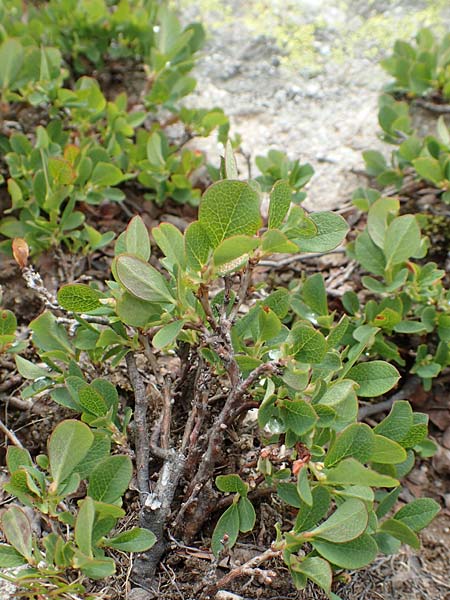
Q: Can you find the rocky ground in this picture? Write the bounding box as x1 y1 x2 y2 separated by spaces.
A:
178 0 450 210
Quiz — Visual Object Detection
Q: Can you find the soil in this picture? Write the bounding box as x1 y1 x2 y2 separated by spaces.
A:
1 2 450 600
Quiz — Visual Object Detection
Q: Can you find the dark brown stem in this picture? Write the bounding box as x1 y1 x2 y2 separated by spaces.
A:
230 263 254 322
413 98 450 114
174 361 282 540
198 283 219 330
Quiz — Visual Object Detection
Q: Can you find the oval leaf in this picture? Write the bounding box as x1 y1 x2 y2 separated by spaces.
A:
48 420 94 490
347 361 400 397
115 254 174 303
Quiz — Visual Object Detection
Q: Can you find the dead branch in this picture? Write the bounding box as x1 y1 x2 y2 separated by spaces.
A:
200 548 282 599
0 417 24 447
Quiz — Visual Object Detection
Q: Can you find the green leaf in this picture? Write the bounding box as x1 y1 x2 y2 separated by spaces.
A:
1 506 33 561
296 212 348 253
374 532 402 555
125 216 151 261
412 157 444 185
308 498 368 543
213 235 258 267
370 435 407 464
57 284 102 313
295 486 331 532
199 180 261 246
302 274 327 316
347 361 400 397
116 293 157 327
115 254 174 303
211 504 240 556
238 497 256 532
277 482 302 508
76 432 111 480
290 324 327 363
15 355 50 380
376 487 401 519
367 197 399 249
258 308 281 342
374 401 413 442
336 485 374 503
354 230 386 276
152 321 184 350
261 229 298 253
76 554 116 579
282 399 317 435
91 162 124 187
75 497 95 557
379 518 420 549
78 384 108 417
102 528 156 552
0 543 27 568
268 179 292 229
312 534 378 569
216 474 248 496
394 498 440 532
262 288 290 318
384 215 421 266
0 38 24 90
184 221 212 270
291 556 332 595
393 321 427 334
324 423 375 468
6 447 32 474
0 309 16 336
88 455 132 503
153 222 185 268
297 466 313 506
48 420 94 491
30 311 73 356
325 458 399 487
316 380 358 431
363 150 387 176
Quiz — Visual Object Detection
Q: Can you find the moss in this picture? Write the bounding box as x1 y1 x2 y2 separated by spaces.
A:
172 0 449 72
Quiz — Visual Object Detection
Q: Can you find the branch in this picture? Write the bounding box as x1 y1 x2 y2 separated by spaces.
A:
0 418 24 448
199 548 281 599
174 360 282 539
229 262 254 322
125 352 150 501
413 98 450 114
259 247 345 269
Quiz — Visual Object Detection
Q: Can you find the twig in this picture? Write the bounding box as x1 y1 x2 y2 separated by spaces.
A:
21 266 58 309
230 263 254 321
198 284 219 330
200 548 281 599
413 98 450 113
174 360 282 540
259 247 346 269
0 375 22 393
0 418 24 448
20 265 109 325
358 376 421 419
125 352 150 501
0 395 33 411
127 353 186 585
